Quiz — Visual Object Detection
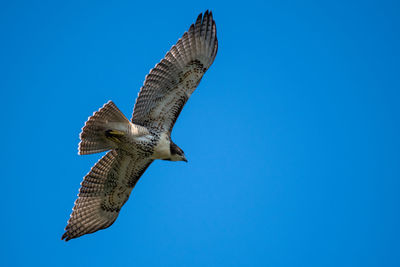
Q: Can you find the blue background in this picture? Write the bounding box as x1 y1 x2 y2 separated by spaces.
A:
1 1 399 266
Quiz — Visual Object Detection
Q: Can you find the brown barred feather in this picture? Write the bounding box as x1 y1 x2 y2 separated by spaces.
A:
62 150 153 241
131 11 218 133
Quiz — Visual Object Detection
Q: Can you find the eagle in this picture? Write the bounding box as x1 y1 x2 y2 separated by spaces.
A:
62 11 218 241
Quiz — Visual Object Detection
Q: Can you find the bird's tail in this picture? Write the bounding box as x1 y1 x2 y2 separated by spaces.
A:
78 101 130 155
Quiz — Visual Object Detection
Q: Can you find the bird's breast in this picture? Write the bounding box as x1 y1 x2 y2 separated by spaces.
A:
151 132 171 160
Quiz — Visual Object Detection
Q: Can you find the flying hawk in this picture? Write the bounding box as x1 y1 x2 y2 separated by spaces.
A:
62 11 218 241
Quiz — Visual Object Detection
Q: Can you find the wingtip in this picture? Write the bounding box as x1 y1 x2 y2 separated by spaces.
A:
196 10 215 25
198 10 212 20
61 232 70 242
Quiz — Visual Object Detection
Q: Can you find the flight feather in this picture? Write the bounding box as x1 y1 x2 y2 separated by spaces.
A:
62 150 152 241
131 11 218 132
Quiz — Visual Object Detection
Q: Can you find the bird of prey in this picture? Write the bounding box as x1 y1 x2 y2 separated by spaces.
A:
62 11 218 241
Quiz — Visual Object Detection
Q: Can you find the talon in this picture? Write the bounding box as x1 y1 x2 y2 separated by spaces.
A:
106 130 125 136
105 130 124 143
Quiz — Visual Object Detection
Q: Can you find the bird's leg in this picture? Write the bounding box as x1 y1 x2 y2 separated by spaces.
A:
105 130 125 143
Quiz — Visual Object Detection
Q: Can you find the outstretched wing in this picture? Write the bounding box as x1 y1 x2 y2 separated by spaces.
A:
62 150 153 241
131 11 218 133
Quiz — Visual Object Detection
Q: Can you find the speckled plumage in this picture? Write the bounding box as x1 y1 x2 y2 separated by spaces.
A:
62 10 217 241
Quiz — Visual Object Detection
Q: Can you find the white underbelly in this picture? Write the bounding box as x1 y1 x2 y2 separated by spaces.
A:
152 132 171 159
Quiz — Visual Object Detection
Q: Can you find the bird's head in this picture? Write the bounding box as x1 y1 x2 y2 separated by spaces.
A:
169 142 188 162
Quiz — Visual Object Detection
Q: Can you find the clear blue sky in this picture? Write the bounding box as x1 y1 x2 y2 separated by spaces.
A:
1 1 399 266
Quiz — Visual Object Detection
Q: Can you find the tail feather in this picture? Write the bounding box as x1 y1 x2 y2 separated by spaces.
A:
79 101 130 155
